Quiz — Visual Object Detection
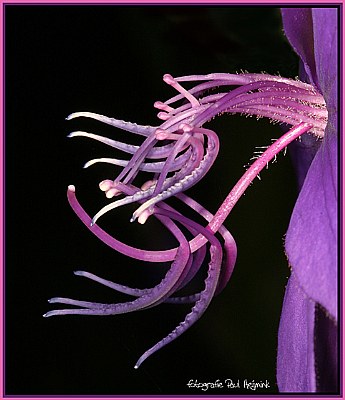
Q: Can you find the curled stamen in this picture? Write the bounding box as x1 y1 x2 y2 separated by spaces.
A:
131 127 219 223
163 73 200 108
134 208 223 368
68 131 143 154
114 134 158 185
154 101 174 113
99 181 123 199
68 130 192 160
66 112 156 137
44 216 191 317
91 134 205 225
152 125 193 196
84 149 191 173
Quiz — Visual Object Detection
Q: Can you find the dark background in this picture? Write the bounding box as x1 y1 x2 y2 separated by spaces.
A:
5 5 299 396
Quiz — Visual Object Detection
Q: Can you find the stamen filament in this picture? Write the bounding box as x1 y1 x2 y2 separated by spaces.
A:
163 74 200 108
66 112 156 137
207 122 314 233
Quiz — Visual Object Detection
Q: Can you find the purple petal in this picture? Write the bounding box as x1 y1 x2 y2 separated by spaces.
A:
312 8 338 131
285 129 337 319
288 134 321 189
281 8 317 86
277 273 316 392
283 8 338 320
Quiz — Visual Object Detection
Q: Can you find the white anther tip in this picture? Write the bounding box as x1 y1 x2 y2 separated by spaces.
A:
66 112 92 120
65 113 77 120
68 185 76 192
67 131 84 138
105 190 116 199
138 214 148 225
134 356 144 369
48 297 59 304
43 311 54 318
99 180 113 191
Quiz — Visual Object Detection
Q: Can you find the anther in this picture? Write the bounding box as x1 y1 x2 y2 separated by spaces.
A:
106 188 121 199
99 180 114 192
137 208 154 225
154 101 174 113
99 180 122 198
157 112 171 121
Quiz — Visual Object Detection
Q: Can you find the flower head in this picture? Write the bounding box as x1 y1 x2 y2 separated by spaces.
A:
45 65 328 372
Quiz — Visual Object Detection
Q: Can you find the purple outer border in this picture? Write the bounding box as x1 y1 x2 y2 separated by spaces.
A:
0 1 343 400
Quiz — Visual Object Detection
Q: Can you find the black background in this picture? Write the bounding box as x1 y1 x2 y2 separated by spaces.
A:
5 5 300 396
